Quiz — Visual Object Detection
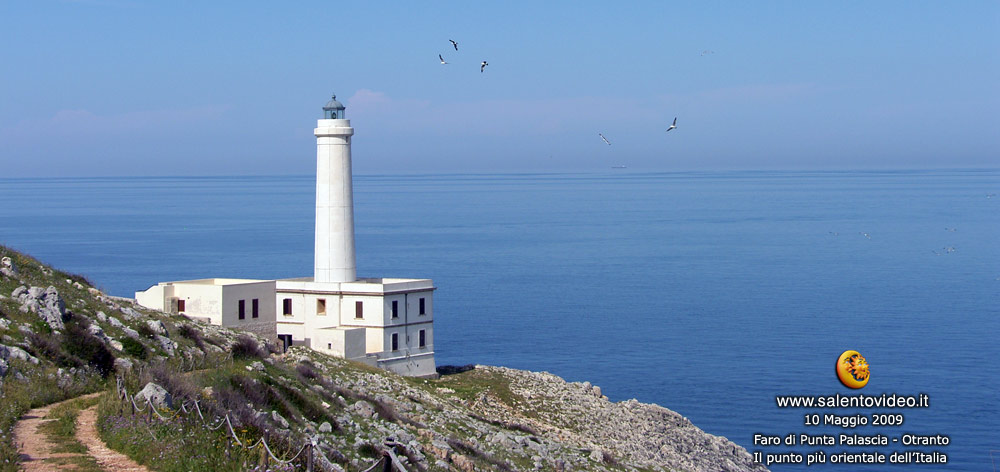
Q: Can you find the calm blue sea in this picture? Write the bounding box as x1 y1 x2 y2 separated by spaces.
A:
1 170 997 470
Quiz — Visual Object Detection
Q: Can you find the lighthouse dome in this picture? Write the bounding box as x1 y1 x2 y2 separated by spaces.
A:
323 94 345 119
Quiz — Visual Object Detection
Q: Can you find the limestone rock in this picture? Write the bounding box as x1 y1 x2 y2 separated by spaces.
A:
135 382 173 409
121 307 143 319
0 256 17 278
319 421 333 433
271 410 290 428
352 401 375 418
155 335 177 355
0 343 39 364
114 357 134 372
147 320 167 336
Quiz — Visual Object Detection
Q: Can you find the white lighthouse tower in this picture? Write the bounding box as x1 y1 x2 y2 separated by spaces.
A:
314 95 356 283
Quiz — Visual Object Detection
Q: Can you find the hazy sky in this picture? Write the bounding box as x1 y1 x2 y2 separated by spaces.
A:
1 1 997 177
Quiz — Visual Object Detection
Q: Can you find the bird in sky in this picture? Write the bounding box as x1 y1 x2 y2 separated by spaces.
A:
439 54 448 64
599 133 611 145
665 117 677 132
481 61 488 73
449 39 458 51
701 50 715 56
860 232 871 239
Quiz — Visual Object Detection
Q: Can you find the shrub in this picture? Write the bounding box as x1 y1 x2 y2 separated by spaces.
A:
121 337 148 360
136 323 156 339
177 324 205 350
230 335 263 360
295 362 317 380
63 317 115 377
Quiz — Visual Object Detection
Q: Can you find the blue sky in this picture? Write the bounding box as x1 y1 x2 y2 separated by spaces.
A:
1 1 997 176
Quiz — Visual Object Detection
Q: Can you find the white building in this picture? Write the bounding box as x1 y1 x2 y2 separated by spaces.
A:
136 95 437 378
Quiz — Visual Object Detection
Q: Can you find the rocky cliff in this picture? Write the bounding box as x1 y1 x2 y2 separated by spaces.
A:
0 245 766 472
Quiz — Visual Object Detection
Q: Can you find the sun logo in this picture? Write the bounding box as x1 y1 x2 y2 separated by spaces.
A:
836 350 870 388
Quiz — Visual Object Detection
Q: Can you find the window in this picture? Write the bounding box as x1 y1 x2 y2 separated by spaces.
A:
355 301 363 319
327 343 332 350
282 298 292 316
419 297 426 315
177 299 185 312
391 300 398 319
391 333 398 351
252 299 259 318
419 330 426 348
317 298 326 315
238 300 245 320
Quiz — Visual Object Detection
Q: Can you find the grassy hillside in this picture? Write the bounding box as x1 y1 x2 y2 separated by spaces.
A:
0 246 765 472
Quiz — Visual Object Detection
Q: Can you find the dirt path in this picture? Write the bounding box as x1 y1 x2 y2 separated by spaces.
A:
13 392 149 472
75 404 149 472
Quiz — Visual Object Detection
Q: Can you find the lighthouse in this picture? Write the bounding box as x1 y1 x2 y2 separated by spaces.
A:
136 94 438 378
314 95 356 283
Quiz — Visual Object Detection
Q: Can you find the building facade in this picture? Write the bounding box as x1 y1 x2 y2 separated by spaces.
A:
136 95 437 378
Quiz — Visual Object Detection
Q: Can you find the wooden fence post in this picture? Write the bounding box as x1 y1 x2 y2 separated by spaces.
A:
307 442 314 472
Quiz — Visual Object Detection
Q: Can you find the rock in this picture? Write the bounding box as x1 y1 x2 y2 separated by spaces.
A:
96 311 107 322
0 344 39 364
352 401 375 418
0 257 17 278
114 357 134 372
87 323 110 343
11 286 27 299
73 282 84 289
107 316 125 329
271 410 290 428
319 421 333 433
589 448 605 462
135 382 173 409
120 307 143 319
248 361 265 372
0 319 10 330
452 453 475 472
592 385 602 398
147 320 167 336
109 340 123 351
155 335 177 355
122 327 140 340
201 387 214 398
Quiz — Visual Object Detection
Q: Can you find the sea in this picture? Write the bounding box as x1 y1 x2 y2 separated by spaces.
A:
0 170 997 471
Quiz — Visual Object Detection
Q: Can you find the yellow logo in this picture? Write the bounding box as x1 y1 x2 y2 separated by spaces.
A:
836 350 870 389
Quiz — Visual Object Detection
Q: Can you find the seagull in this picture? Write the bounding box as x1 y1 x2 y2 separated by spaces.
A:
665 117 677 132
701 50 715 56
987 193 996 199
859 232 871 239
481 60 488 73
439 54 448 64
598 133 611 145
945 227 957 232
828 231 839 236
449 39 458 51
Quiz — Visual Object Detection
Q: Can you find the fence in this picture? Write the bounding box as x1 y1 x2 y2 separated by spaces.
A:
114 377 409 472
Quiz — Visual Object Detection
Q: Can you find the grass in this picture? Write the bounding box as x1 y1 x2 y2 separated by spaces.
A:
97 392 260 472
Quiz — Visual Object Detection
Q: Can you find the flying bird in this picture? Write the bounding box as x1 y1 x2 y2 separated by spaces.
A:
665 117 677 132
599 133 611 145
449 39 458 51
860 232 871 239
701 50 715 56
481 61 488 73
439 54 448 64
